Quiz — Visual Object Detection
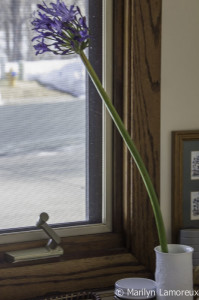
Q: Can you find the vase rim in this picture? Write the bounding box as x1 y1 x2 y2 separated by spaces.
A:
154 244 194 254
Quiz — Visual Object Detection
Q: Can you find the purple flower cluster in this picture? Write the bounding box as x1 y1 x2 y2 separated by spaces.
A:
31 0 90 55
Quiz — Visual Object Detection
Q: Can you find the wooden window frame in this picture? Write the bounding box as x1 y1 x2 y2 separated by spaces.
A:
0 1 162 299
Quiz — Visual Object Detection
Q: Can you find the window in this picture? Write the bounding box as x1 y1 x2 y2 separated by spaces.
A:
0 0 112 241
0 1 162 299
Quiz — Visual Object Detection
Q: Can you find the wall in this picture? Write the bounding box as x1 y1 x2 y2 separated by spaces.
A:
161 0 199 241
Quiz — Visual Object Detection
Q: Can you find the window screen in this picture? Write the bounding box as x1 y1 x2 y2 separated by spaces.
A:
0 0 102 231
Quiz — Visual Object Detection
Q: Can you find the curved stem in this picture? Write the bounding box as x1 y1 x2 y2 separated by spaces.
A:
80 50 168 253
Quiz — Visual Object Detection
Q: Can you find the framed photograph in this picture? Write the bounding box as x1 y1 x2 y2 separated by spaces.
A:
191 191 199 220
191 151 199 179
172 130 199 242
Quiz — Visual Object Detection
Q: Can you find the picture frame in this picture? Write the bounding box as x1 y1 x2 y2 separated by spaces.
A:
172 130 199 242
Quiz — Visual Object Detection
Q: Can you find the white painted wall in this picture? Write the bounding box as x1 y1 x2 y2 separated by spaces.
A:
161 0 199 241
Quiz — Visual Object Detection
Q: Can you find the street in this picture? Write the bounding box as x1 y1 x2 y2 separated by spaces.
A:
0 98 86 229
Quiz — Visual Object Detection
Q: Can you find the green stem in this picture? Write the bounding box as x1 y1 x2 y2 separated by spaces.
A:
80 50 168 253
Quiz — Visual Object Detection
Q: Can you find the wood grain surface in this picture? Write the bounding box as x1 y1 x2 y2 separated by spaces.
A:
123 0 162 271
112 0 124 234
0 253 152 300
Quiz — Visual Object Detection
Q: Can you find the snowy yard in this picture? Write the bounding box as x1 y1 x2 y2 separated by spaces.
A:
2 57 85 98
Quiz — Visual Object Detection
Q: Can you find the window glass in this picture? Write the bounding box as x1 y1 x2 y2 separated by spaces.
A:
0 0 102 231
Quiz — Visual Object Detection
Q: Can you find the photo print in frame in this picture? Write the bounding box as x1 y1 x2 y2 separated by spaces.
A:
191 191 199 220
191 151 199 180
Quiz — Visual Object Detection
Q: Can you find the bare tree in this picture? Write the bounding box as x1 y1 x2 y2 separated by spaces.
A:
0 1 11 60
0 0 87 62
0 0 23 61
11 0 23 61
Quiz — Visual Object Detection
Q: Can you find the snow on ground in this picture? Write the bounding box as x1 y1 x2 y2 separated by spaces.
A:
4 57 85 98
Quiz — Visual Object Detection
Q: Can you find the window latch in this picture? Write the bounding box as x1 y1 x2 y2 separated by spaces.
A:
36 212 61 250
5 212 64 263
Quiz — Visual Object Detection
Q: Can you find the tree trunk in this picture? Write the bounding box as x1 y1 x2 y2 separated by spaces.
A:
11 0 22 61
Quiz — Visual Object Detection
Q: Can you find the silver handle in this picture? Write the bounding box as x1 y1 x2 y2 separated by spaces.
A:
36 212 61 249
5 213 64 263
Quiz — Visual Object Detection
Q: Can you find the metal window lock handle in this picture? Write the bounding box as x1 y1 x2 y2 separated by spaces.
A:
5 212 64 263
36 212 61 250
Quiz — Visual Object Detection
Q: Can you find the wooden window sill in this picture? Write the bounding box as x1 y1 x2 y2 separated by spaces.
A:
0 253 152 300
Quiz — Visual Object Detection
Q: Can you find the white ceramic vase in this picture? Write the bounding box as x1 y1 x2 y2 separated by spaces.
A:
155 244 194 300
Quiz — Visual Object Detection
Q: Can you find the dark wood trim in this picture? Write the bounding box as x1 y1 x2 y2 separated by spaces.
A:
113 0 162 271
0 233 125 267
172 131 184 243
112 0 124 233
0 253 152 300
123 0 133 251
123 0 162 271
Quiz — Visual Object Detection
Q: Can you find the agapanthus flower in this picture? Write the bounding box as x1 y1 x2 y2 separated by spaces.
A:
31 1 168 253
31 0 90 55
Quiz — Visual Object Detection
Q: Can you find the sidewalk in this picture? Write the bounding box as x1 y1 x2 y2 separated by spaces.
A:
0 79 77 105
